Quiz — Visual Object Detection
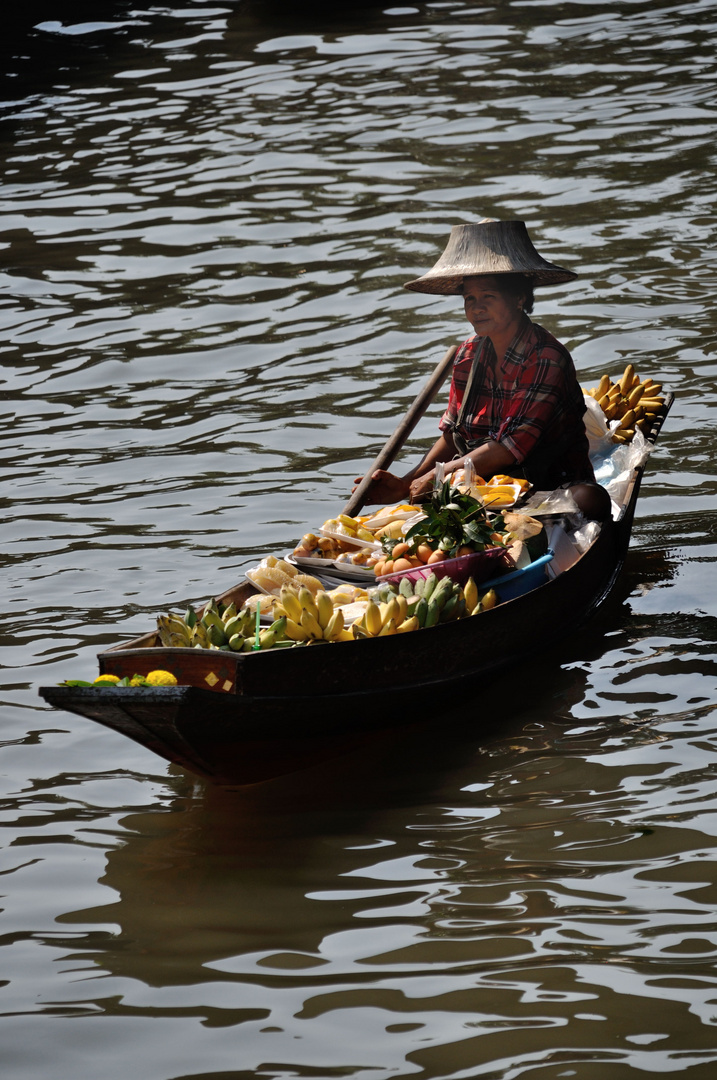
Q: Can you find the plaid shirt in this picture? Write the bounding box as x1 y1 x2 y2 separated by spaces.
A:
439 318 593 487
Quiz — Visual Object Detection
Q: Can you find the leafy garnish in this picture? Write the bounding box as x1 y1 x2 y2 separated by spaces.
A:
404 480 504 558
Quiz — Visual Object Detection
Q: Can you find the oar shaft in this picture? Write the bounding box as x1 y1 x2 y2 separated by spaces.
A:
341 344 458 517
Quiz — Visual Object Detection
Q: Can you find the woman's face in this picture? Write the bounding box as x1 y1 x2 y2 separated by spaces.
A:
462 275 524 340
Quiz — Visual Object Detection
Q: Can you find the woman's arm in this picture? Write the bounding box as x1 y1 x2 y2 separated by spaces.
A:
406 437 515 502
354 430 514 505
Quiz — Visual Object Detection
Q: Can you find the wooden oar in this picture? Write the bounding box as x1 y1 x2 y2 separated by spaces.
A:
341 343 458 517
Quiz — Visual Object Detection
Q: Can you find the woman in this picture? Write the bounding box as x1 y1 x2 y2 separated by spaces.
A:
356 220 609 519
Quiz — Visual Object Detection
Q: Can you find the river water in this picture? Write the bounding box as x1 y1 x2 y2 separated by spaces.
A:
2 1 717 1076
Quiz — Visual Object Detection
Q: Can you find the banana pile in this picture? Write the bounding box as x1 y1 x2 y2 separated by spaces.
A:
354 572 498 637
275 585 353 643
156 599 294 652
585 364 666 444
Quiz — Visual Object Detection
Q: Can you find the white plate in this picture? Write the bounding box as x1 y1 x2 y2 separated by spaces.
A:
361 507 424 531
288 552 377 581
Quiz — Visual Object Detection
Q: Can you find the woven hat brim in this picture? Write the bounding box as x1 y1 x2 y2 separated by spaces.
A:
404 267 578 295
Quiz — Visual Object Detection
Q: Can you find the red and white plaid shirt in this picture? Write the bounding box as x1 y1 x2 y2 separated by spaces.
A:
439 318 594 487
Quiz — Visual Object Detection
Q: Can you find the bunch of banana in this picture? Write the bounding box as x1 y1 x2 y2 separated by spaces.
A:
276 585 353 643
585 364 666 444
359 572 474 634
157 598 250 651
464 578 498 615
351 591 419 638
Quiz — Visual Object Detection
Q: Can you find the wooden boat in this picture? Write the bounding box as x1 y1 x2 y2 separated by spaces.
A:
39 395 671 786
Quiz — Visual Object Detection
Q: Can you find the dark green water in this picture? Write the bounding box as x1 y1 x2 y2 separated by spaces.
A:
2 2 717 1077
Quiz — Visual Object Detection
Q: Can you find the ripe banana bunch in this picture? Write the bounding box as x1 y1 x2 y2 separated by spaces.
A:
351 592 419 638
586 365 666 444
276 585 353 643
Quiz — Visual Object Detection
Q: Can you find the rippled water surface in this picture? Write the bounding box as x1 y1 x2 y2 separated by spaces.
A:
3 1 717 1077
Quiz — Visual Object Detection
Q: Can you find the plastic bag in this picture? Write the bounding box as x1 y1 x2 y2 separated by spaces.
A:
583 392 615 458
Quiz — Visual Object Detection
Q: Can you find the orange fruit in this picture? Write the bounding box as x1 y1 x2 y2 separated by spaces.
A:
416 544 433 563
391 542 410 560
428 550 447 564
393 558 413 573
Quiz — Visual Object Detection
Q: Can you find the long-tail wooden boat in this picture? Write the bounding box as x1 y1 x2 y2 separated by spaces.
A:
39 399 672 786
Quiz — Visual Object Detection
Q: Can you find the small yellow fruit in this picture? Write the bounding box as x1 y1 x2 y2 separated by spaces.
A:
145 670 178 686
93 674 120 685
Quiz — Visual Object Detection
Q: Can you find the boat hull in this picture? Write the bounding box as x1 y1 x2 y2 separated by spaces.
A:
39 509 627 785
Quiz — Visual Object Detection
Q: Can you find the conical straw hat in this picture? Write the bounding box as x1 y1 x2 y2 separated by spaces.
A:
404 219 578 294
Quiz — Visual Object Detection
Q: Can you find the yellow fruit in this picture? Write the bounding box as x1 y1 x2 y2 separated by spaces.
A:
298 587 319 620
397 616 419 633
145 670 178 686
619 364 635 395
464 576 479 612
300 608 324 639
378 618 397 636
280 586 303 623
627 384 645 409
615 408 636 431
93 674 121 685
365 600 383 636
480 589 497 611
316 590 334 629
284 618 309 642
323 609 345 641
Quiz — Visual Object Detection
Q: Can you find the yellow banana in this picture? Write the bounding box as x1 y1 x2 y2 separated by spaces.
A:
615 408 636 432
336 628 354 642
284 618 309 642
316 590 334 630
627 384 645 409
381 597 401 627
395 594 408 624
481 589 498 610
280 586 303 623
619 364 635 395
397 616 419 634
298 587 319 621
365 600 383 636
378 617 397 636
640 397 664 410
598 392 611 411
464 576 479 613
596 374 611 398
300 608 324 639
323 609 344 641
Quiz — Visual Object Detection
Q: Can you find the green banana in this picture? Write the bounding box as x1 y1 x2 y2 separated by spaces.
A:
207 622 228 648
422 573 439 601
398 576 413 598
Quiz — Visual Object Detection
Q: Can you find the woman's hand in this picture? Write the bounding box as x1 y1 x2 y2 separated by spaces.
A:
352 469 410 505
408 470 436 503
